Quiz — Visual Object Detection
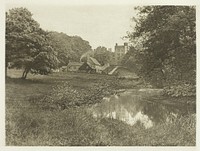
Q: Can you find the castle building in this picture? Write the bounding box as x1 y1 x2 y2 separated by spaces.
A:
110 43 129 65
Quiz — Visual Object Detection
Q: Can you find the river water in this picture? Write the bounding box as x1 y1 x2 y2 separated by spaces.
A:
88 89 195 129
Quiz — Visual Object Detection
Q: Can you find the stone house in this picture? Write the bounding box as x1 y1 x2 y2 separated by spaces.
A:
63 62 83 72
79 57 108 73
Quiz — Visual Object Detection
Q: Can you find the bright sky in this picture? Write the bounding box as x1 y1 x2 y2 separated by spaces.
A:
6 1 137 50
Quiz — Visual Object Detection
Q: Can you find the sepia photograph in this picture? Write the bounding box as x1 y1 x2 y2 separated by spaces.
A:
3 0 197 148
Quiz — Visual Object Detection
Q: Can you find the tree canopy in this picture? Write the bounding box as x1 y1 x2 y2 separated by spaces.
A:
47 31 92 67
6 7 59 78
126 6 196 95
94 46 110 65
6 7 92 78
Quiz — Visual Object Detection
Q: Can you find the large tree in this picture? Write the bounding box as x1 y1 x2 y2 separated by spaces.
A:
121 47 139 72
94 46 110 65
127 6 196 89
6 7 59 79
47 31 92 67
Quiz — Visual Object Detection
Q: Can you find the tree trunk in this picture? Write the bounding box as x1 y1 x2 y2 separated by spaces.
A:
22 69 26 79
22 68 30 79
24 69 29 79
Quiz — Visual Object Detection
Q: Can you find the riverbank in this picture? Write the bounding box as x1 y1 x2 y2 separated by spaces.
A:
6 69 196 145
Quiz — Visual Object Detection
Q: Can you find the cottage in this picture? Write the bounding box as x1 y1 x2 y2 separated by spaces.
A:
61 66 68 72
62 62 83 72
79 62 95 73
67 62 83 72
79 57 105 73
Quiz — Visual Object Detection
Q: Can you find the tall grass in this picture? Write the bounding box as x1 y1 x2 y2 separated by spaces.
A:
6 103 196 146
6 69 196 146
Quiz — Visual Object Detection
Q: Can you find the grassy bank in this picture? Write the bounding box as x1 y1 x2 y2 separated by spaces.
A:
6 69 196 146
6 106 196 146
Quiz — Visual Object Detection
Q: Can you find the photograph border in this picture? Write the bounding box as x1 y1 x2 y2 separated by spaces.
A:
1 0 199 150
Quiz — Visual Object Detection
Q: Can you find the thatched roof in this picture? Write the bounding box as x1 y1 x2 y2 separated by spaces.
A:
88 57 101 66
86 57 101 70
79 57 101 72
67 62 83 67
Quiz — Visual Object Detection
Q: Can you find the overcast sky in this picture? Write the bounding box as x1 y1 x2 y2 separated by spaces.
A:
6 2 137 50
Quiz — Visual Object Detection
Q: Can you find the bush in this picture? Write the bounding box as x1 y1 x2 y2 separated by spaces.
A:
33 81 116 110
164 83 196 97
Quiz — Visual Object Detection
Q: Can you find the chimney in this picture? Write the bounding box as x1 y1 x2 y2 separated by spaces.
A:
124 42 128 46
115 43 118 46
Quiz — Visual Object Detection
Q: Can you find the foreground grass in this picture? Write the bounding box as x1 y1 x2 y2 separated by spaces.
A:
6 106 196 146
6 69 196 146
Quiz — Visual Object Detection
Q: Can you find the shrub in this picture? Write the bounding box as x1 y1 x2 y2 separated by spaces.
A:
34 81 116 110
164 83 196 97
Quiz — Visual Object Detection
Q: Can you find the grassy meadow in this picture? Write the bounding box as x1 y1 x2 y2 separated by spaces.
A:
6 69 196 146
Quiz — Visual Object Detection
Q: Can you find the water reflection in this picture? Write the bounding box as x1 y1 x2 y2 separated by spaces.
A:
89 89 195 129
